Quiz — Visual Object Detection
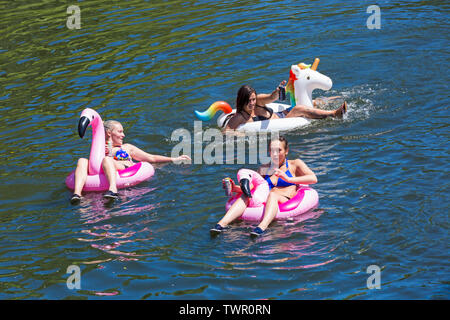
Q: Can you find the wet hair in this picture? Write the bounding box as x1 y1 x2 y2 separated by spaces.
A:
236 85 257 114
270 135 289 151
103 120 121 134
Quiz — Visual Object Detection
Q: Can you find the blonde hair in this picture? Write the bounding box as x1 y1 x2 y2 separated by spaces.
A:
103 120 121 134
104 120 121 156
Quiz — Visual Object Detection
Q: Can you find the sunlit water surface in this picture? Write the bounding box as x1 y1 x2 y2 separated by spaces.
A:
0 0 448 299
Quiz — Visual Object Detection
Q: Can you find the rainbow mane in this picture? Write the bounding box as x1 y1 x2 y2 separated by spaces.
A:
286 70 297 108
286 63 311 108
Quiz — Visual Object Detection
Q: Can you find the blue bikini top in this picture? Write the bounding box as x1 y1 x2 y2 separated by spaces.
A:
264 159 296 189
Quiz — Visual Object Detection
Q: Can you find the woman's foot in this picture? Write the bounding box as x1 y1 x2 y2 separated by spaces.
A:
210 223 226 235
103 190 119 200
70 194 81 205
250 226 265 237
334 101 347 118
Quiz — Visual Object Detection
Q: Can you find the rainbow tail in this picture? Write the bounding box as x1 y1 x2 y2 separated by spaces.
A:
194 101 232 121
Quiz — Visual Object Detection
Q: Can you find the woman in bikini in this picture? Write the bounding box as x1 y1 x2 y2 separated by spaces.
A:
224 84 347 130
211 136 318 236
70 120 191 203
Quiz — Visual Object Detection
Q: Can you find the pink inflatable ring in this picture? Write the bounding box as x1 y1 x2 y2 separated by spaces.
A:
225 169 319 221
65 108 155 192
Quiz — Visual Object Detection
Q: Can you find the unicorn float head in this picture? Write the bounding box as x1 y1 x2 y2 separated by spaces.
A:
286 58 332 109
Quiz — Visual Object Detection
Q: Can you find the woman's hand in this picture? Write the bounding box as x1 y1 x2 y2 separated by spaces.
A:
274 168 291 183
172 155 192 164
105 145 114 156
222 178 241 193
222 178 235 189
105 139 114 156
271 80 287 99
276 80 287 92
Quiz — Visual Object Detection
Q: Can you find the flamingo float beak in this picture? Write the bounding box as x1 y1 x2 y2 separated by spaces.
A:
239 178 252 198
78 116 90 138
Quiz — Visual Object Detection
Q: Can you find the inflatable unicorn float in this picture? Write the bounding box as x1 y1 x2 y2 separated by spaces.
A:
195 58 333 132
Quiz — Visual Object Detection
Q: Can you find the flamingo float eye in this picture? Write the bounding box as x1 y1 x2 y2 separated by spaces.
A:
307 76 310 80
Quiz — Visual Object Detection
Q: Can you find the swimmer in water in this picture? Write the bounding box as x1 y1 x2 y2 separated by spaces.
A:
223 84 347 131
211 136 318 237
70 120 191 204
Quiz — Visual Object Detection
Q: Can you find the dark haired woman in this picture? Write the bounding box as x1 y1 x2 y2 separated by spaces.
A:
211 136 318 236
224 83 346 130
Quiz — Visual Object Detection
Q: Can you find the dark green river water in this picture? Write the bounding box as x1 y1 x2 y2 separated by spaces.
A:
0 0 448 299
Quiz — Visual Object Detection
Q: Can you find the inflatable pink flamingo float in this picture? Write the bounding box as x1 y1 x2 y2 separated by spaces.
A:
65 108 155 192
225 169 319 221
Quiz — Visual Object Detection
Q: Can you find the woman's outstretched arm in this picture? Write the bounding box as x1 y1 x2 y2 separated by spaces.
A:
126 143 191 164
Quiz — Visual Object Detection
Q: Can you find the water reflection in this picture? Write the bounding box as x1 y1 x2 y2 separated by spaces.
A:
217 209 336 271
76 186 159 262
0 0 447 299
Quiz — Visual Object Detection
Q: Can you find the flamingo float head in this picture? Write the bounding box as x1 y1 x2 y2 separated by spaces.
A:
77 108 106 175
78 108 101 138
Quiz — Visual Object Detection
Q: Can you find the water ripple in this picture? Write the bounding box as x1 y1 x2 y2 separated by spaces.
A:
0 0 448 299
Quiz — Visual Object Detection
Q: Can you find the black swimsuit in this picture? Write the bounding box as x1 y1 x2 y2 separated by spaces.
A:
242 105 273 121
222 105 280 128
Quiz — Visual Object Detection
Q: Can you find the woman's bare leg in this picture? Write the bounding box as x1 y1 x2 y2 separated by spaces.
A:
102 157 118 193
286 101 347 119
73 158 88 196
217 195 249 227
256 192 289 231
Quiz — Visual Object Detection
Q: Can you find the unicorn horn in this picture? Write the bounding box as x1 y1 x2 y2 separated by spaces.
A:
311 58 320 71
